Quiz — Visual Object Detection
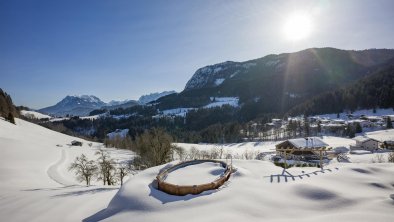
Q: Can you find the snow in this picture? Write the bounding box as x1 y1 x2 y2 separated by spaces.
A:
159 108 196 117
1 118 393 222
214 78 225 86
0 118 133 221
229 70 240 78
242 62 256 68
364 129 394 142
164 162 225 185
265 59 280 66
213 67 222 73
80 114 101 120
107 129 129 139
184 62 236 90
21 110 51 119
204 97 239 108
285 137 329 149
90 159 394 222
138 91 176 104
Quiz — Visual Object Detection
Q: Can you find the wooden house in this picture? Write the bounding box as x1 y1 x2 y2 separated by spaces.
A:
276 137 329 169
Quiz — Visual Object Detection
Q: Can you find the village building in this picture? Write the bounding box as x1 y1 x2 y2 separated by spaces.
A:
275 137 329 166
350 136 380 151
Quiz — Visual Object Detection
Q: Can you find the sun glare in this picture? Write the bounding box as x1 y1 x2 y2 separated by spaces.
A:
283 13 312 41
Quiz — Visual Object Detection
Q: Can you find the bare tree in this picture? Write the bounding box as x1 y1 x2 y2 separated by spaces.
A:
68 154 97 186
372 153 385 163
188 147 200 160
116 163 129 185
96 149 116 185
388 152 394 163
173 146 186 161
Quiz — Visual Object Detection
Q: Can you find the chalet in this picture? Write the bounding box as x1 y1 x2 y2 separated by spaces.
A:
276 137 329 160
71 140 83 146
350 136 380 151
332 119 346 124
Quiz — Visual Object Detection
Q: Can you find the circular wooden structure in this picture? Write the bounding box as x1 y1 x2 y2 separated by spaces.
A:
156 160 232 196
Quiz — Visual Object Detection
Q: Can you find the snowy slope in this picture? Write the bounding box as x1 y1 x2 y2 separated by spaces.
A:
0 118 133 221
21 110 52 119
1 118 393 222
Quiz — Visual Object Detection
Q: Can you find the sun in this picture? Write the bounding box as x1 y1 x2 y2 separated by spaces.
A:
283 13 312 41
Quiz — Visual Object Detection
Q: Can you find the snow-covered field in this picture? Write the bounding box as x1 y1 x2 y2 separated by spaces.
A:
1 118 393 222
176 136 356 158
204 97 239 108
0 118 133 221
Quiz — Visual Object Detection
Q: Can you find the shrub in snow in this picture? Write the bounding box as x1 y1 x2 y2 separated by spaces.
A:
133 128 175 169
371 153 385 163
388 152 394 163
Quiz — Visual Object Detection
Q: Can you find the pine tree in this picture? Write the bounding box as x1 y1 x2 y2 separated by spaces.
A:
387 118 393 129
8 112 15 124
355 122 362 133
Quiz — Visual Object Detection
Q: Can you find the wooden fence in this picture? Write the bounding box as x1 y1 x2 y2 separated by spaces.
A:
156 160 232 196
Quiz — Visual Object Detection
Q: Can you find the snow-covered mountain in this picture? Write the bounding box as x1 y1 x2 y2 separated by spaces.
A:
107 99 133 106
184 61 258 90
138 91 176 104
39 95 106 117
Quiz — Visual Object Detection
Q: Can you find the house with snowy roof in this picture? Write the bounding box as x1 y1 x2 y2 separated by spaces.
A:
275 137 329 159
350 136 380 151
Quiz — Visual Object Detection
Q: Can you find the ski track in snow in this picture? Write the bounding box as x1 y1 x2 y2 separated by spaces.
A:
47 148 75 186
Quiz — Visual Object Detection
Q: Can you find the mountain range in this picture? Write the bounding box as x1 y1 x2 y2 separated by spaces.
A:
39 91 177 117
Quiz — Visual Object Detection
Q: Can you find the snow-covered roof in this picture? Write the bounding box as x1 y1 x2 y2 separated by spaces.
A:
353 136 380 143
278 137 328 149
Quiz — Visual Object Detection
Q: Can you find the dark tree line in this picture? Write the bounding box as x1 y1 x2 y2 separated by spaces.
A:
0 88 18 124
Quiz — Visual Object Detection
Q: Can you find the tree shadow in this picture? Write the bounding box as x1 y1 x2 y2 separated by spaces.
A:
21 185 81 192
51 187 118 198
267 168 339 183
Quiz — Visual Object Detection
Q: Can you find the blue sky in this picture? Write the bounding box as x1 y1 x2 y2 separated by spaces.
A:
1 0 394 109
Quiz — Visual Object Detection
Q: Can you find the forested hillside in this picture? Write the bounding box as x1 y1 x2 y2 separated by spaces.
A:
287 61 394 116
